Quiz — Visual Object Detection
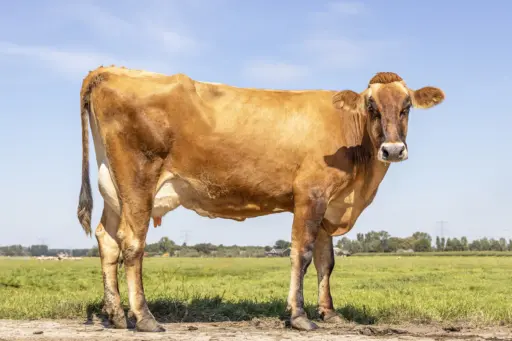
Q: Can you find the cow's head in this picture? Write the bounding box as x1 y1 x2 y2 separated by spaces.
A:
332 72 445 163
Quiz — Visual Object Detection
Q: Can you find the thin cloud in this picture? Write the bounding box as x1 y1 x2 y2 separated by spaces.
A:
0 2 205 79
242 61 309 86
145 24 201 55
49 2 133 38
46 2 203 56
302 35 400 70
242 1 398 86
0 42 169 79
327 1 365 15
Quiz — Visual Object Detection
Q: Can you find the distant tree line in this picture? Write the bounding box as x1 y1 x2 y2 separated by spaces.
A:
142 237 292 258
0 239 292 258
1 233 511 257
0 244 93 257
336 231 512 254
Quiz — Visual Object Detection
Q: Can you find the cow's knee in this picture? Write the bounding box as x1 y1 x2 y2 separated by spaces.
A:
119 237 145 266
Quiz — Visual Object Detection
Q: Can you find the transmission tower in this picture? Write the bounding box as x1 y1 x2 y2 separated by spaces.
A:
436 220 448 238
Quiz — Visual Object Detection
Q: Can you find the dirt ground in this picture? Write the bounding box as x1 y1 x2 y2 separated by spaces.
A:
1 318 512 341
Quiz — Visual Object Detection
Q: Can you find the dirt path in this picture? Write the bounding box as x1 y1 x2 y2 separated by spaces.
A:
1 319 511 341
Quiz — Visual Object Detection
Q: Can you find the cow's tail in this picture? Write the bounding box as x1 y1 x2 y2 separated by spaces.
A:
77 80 94 236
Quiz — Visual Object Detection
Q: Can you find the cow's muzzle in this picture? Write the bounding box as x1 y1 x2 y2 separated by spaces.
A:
378 142 408 163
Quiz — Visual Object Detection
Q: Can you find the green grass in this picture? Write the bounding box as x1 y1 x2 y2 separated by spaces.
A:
353 251 512 257
1 256 512 326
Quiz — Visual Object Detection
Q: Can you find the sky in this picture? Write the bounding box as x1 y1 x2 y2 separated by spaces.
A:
1 0 511 249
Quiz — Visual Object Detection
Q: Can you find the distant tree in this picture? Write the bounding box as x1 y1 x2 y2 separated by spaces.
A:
499 238 507 251
274 240 291 249
264 246 272 252
193 243 217 255
444 238 451 251
452 238 463 251
179 248 200 257
469 239 482 251
359 230 390 252
157 237 177 254
356 233 364 244
0 245 27 256
412 232 432 244
72 249 90 257
87 246 99 257
145 242 160 254
480 238 491 251
414 238 432 252
29 244 49 257
387 237 402 253
347 240 363 254
435 236 443 251
461 237 469 251
337 237 351 250
411 232 432 252
490 239 502 251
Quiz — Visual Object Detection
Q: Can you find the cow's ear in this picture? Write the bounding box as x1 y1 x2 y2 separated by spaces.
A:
332 90 363 114
411 86 445 109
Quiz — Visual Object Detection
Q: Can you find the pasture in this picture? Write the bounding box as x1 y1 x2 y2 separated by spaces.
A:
1 255 512 328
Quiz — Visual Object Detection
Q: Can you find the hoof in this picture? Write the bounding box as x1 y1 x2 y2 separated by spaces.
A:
111 312 132 329
103 306 131 329
290 315 319 331
136 317 165 333
322 311 344 324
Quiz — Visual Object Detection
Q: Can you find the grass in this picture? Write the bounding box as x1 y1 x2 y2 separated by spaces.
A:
1 256 512 326
353 251 512 257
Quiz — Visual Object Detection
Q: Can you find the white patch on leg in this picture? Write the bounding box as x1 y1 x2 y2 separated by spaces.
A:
90 103 121 216
98 163 121 216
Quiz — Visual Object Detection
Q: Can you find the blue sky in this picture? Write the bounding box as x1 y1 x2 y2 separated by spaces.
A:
1 0 511 249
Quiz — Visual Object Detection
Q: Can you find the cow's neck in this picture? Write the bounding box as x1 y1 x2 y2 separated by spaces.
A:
356 132 391 201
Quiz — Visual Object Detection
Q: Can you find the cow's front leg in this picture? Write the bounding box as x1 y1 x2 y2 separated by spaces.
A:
314 224 344 323
287 188 327 331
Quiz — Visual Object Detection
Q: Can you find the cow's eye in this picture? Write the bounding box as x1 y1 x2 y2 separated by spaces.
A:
400 108 409 117
367 98 381 119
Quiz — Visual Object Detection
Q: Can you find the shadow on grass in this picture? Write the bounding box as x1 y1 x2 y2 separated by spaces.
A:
86 296 377 326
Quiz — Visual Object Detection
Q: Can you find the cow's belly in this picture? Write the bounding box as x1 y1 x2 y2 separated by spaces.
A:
98 166 288 223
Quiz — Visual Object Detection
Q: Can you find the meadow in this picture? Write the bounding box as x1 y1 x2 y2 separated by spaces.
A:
1 256 512 327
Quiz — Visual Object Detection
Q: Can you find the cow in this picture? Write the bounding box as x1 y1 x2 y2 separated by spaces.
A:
77 67 445 332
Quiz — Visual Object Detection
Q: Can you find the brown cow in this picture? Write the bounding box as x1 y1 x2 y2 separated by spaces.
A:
77 67 444 332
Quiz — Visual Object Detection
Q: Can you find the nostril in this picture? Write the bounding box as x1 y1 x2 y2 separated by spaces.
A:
382 148 389 159
398 146 405 157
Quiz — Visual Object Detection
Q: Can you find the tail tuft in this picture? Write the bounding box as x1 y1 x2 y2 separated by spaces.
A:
77 175 93 235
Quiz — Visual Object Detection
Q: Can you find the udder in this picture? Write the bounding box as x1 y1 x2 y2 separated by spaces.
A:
151 181 182 226
98 165 183 227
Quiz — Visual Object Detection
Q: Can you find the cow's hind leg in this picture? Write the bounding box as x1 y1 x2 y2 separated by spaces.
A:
106 153 165 332
313 225 343 323
117 206 164 333
95 204 131 328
